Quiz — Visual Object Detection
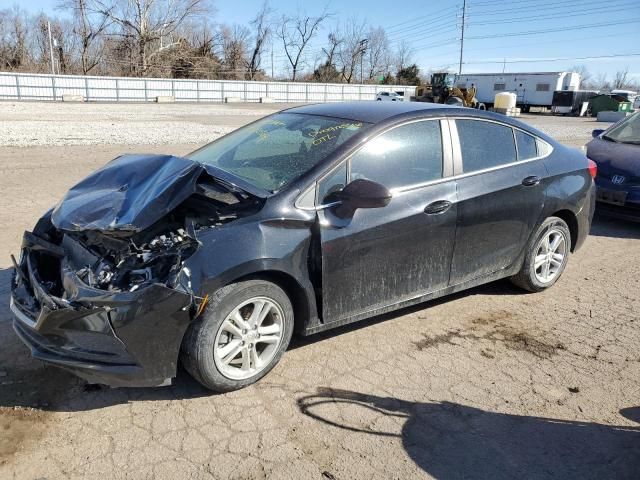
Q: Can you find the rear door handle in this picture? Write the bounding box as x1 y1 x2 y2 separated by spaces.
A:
522 175 541 187
424 200 452 215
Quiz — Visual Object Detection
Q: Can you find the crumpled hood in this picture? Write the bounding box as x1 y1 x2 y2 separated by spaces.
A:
51 154 205 234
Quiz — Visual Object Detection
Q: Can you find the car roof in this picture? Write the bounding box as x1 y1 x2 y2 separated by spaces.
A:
283 101 451 123
280 101 555 144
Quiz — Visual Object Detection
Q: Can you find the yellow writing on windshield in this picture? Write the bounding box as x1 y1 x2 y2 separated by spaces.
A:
306 122 364 148
312 134 337 145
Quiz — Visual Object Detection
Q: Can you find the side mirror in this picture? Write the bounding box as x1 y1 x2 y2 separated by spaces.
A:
333 179 391 218
592 129 605 138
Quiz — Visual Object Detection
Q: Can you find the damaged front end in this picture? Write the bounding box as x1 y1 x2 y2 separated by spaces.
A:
10 154 262 387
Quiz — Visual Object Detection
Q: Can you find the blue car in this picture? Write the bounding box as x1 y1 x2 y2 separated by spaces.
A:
586 111 640 221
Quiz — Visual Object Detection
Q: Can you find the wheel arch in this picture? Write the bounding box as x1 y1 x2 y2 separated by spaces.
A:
550 209 579 252
230 270 314 335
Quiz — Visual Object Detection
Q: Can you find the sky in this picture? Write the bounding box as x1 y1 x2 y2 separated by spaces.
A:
4 0 640 83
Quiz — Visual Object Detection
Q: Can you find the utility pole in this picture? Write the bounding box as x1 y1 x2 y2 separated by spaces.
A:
271 44 274 79
359 39 368 84
47 21 56 75
458 0 466 75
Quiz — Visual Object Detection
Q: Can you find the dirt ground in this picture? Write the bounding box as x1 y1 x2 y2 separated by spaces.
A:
0 105 639 479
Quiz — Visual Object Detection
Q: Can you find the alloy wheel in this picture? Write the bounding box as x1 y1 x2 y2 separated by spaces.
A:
213 296 284 380
533 228 567 284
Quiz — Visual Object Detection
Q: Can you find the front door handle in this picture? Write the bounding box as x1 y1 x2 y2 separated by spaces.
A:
522 175 541 187
424 200 452 215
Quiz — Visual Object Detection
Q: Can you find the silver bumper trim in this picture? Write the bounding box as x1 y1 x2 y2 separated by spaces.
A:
10 296 37 328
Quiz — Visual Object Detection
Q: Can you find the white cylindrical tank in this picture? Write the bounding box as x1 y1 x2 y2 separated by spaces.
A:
494 92 517 109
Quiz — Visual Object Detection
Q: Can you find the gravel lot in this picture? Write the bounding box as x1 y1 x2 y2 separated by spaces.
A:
0 102 638 480
0 101 599 147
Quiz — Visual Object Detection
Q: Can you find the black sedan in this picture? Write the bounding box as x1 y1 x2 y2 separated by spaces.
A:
10 102 595 391
586 111 640 221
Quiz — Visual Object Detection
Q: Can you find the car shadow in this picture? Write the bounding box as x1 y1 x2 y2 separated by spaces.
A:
298 387 640 479
590 214 640 240
289 278 523 350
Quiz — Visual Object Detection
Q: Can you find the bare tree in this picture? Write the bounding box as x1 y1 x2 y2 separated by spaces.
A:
33 14 76 74
313 31 342 82
613 68 630 89
89 0 209 75
337 18 367 83
569 64 593 88
60 0 111 74
0 6 30 70
394 39 413 73
220 24 249 79
594 72 610 91
323 32 341 67
366 26 389 81
276 9 330 81
245 1 271 80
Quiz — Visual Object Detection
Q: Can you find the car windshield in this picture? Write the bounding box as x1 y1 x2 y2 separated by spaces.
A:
188 113 369 192
603 112 640 145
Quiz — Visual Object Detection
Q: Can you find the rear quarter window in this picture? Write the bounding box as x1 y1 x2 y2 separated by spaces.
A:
515 130 538 160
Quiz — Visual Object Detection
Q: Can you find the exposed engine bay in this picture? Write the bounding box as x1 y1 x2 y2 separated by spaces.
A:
58 176 260 294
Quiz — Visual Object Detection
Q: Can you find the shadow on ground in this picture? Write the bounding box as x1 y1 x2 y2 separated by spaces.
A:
590 214 640 240
298 387 640 479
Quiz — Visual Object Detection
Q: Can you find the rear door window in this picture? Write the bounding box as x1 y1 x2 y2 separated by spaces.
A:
455 119 516 172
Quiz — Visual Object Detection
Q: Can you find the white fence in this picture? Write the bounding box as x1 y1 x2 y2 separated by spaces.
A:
0 72 416 103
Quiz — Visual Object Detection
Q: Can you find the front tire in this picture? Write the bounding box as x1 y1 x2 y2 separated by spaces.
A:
511 217 571 292
180 280 294 392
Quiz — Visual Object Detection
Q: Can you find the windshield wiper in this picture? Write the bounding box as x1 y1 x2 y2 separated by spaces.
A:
601 135 619 143
618 140 640 145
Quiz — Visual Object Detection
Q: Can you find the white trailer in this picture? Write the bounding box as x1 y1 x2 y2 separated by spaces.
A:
455 72 581 112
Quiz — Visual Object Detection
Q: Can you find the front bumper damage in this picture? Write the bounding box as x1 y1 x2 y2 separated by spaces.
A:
10 153 263 387
11 230 193 387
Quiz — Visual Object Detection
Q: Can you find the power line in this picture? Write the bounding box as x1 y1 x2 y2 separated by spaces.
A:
463 52 640 65
468 1 639 26
467 18 640 39
387 24 459 44
386 14 457 36
468 0 613 15
420 29 638 61
384 9 458 33
467 0 540 7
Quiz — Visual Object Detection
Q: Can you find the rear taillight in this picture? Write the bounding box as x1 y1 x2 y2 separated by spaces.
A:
587 159 597 178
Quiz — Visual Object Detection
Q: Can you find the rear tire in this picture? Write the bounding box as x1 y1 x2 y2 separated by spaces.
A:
180 280 294 392
511 217 571 292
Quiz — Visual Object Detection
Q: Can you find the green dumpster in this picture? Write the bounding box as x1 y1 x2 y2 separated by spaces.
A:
589 94 633 116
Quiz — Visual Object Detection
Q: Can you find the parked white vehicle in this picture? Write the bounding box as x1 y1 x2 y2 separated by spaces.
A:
375 91 403 101
455 71 581 111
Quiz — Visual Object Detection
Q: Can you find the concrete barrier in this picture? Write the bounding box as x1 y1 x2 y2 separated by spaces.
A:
62 94 84 102
155 95 175 103
225 97 242 103
260 97 276 103
597 111 630 122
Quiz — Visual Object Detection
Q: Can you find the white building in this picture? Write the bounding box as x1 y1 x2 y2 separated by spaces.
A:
455 72 581 111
